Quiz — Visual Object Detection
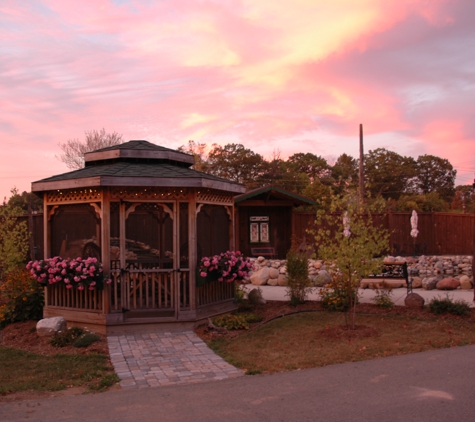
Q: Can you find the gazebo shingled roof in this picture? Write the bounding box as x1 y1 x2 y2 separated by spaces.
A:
32 140 244 193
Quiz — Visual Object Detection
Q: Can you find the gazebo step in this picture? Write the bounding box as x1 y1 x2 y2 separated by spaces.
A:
125 309 175 319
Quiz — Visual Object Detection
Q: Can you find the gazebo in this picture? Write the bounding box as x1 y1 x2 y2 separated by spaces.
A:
31 140 245 333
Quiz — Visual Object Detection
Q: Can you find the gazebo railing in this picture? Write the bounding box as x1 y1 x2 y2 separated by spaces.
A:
197 281 235 308
45 283 103 311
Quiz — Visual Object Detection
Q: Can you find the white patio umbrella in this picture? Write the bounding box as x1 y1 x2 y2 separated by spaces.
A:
410 210 419 238
343 211 351 238
410 210 419 257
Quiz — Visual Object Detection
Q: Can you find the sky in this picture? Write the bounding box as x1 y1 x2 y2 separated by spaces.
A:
1 0 475 201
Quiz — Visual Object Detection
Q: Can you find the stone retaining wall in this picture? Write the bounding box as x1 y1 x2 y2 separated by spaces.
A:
245 255 474 291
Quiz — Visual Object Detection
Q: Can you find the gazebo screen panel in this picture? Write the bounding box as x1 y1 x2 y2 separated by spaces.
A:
197 205 229 260
179 202 189 269
50 204 101 260
125 203 173 269
110 202 120 268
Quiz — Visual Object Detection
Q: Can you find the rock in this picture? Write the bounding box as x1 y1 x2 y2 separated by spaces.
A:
36 317 67 337
436 277 460 290
422 277 439 290
384 256 396 263
268 268 279 279
314 260 323 269
248 288 266 305
315 270 331 287
405 293 425 308
267 277 279 286
459 275 472 290
250 267 270 285
277 274 288 286
411 276 422 289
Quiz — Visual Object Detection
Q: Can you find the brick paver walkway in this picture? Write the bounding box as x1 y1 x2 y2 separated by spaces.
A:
107 331 244 389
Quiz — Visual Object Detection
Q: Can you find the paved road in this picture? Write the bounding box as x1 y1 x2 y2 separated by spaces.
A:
2 344 475 422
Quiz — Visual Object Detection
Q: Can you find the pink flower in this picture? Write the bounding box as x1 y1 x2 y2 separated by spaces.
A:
78 285 85 291
200 272 207 278
66 284 73 289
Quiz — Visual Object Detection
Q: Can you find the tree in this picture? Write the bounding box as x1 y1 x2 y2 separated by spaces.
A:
413 155 456 202
7 188 42 214
452 185 475 213
309 194 389 330
364 148 416 200
177 140 209 173
286 153 330 183
57 128 124 169
396 192 448 212
207 143 265 189
0 203 30 274
330 153 359 195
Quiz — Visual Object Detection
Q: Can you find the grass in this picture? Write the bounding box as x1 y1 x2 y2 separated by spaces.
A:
0 347 119 395
206 312 475 375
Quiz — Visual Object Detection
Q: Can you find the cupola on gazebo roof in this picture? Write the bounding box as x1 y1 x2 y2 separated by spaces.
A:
32 140 244 193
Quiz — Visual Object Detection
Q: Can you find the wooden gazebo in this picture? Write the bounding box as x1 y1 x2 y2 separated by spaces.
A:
31 141 245 333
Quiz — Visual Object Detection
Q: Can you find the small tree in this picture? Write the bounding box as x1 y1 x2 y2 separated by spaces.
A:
285 248 312 306
309 194 389 329
0 204 30 274
57 128 124 169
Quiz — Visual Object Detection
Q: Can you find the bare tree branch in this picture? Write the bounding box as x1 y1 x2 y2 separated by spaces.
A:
56 128 124 169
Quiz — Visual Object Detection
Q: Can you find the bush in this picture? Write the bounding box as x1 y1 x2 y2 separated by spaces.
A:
212 313 263 330
286 249 312 306
0 268 44 328
73 333 101 348
428 295 470 316
319 280 357 312
372 288 394 309
50 327 85 347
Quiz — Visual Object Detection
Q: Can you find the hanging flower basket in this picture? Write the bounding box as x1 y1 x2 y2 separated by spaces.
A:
197 251 252 287
26 257 112 291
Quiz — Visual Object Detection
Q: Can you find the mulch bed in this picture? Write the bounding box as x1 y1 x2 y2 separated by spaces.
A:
0 320 109 356
195 300 475 342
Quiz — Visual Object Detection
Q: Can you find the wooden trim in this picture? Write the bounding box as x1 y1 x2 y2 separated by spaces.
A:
101 187 111 314
188 192 197 311
236 200 295 207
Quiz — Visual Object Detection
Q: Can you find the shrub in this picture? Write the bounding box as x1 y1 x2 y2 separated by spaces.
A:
319 277 358 312
0 268 44 328
428 295 470 316
73 333 101 348
372 288 394 309
212 313 262 330
286 249 312 306
212 314 249 330
50 327 85 347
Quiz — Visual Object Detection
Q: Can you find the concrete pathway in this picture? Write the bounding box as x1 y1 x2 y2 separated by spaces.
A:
107 330 243 390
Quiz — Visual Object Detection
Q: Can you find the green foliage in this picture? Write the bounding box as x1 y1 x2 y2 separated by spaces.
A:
396 192 448 212
0 269 44 328
7 187 43 213
212 314 250 330
212 312 263 330
50 327 85 347
319 278 358 312
372 289 394 309
0 203 31 273
285 249 312 306
73 333 101 348
428 295 470 316
415 155 456 202
309 192 390 328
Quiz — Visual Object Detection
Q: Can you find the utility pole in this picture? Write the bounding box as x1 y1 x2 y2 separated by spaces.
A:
359 124 365 203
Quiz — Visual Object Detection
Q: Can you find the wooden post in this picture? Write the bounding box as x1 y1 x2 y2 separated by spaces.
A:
359 123 365 203
101 188 111 314
188 191 197 311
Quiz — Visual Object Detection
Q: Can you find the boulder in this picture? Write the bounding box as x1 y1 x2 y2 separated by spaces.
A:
277 274 288 286
248 288 266 305
459 275 472 290
411 276 422 289
268 268 279 279
267 277 279 286
315 270 331 287
436 277 460 290
405 293 425 309
422 277 439 290
36 317 67 337
250 267 270 285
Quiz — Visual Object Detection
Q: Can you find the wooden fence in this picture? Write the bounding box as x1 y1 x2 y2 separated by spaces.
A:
17 211 475 261
293 212 475 256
